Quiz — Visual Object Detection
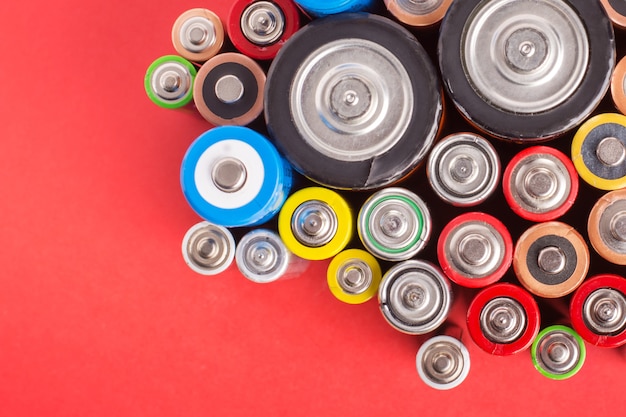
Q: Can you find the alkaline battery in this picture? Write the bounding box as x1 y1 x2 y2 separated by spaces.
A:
416 325 470 391
378 260 452 335
227 0 301 60
439 0 614 141
531 325 586 380
182 221 235 275
265 13 442 189
588 189 626 265
427 133 500 207
235 229 308 283
570 274 626 348
437 212 513 289
385 0 453 27
193 53 266 126
293 0 376 17
358 188 431 261
172 9 224 63
503 146 578 222
467 283 540 355
514 222 589 299
571 113 626 190
278 187 353 260
144 55 196 109
610 56 626 115
327 249 382 304
600 0 626 29
180 126 292 228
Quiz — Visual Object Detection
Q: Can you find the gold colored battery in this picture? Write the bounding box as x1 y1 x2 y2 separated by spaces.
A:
327 249 382 304
611 56 626 115
172 8 224 62
384 0 453 27
600 0 626 29
588 189 626 265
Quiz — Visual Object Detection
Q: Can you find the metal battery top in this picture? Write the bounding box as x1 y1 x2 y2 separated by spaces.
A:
416 334 471 390
236 229 290 283
182 221 236 275
358 188 431 261
144 55 196 109
531 325 585 380
327 249 382 304
379 260 452 335
172 8 224 62
385 0 453 27
588 189 626 265
240 1 285 46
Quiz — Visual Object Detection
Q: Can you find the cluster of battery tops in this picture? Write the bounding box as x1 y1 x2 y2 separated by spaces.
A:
144 0 626 390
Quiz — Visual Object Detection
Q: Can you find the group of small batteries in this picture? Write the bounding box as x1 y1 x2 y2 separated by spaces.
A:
145 0 626 389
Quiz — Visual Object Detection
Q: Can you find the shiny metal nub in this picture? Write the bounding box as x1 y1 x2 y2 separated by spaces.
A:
211 157 248 193
179 16 217 53
535 329 581 376
336 259 374 295
427 133 500 206
598 198 626 254
395 0 443 15
151 61 193 103
291 200 338 248
416 335 470 390
236 229 289 283
359 188 431 261
379 260 452 334
241 1 285 46
480 297 527 343
445 220 506 278
583 288 626 335
182 221 235 275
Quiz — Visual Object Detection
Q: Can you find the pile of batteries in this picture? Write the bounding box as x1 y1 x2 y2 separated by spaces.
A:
145 0 626 389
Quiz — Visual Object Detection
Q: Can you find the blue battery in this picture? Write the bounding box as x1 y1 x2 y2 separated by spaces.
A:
294 0 376 17
181 126 293 227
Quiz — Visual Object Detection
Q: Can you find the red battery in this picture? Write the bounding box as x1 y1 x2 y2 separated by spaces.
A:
467 283 541 355
227 0 301 60
437 212 513 288
570 274 626 348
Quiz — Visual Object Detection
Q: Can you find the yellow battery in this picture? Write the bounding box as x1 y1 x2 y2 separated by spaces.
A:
571 113 626 190
327 249 382 304
278 187 353 260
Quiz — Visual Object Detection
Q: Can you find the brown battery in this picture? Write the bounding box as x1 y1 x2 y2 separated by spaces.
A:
172 8 224 63
513 222 589 298
588 189 626 265
611 55 626 115
384 0 453 27
600 0 626 29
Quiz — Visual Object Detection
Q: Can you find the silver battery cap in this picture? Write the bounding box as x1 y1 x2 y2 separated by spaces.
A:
236 229 289 283
182 221 236 275
240 1 285 46
416 335 471 390
150 61 193 104
583 287 626 335
480 297 527 344
533 326 585 378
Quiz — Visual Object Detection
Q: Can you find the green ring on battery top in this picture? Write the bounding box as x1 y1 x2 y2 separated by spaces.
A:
363 194 424 255
531 325 586 380
144 55 197 109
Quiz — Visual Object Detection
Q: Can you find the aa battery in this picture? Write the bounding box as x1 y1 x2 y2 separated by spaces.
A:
588 189 626 265
416 325 471 390
571 113 626 190
467 283 541 355
294 0 376 17
358 188 431 261
194 52 266 126
610 56 626 115
513 222 589 299
600 0 626 29
531 325 586 380
327 249 382 304
278 187 353 261
180 126 292 228
265 13 442 189
182 221 235 275
570 274 626 348
228 0 301 60
144 55 196 109
437 212 513 289
427 132 500 207
439 0 614 141
235 228 308 283
503 146 578 222
385 0 452 27
378 260 452 335
172 8 224 63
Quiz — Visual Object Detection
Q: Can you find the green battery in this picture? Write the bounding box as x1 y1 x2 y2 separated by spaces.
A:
531 325 586 380
144 55 196 109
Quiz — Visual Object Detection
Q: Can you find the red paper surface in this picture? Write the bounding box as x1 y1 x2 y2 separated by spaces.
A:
1 1 626 416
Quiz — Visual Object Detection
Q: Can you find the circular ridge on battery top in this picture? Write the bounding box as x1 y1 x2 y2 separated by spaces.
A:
172 8 224 62
182 221 236 275
384 0 453 27
327 249 382 304
439 0 615 141
588 189 626 265
503 146 578 222
358 188 431 261
427 132 500 206
236 229 291 283
572 113 626 190
437 212 513 288
144 55 196 109
294 0 376 17
416 334 470 390
379 260 452 335
180 126 292 228
600 0 626 29
265 13 443 189
531 325 586 380
570 274 626 348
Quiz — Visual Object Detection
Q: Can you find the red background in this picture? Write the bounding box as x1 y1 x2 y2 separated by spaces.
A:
2 1 626 416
